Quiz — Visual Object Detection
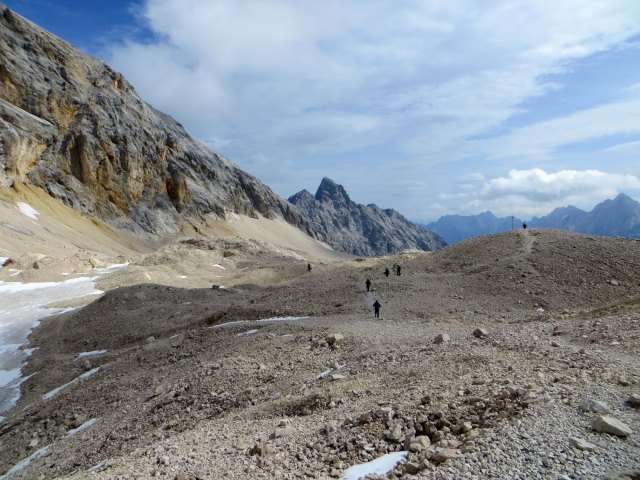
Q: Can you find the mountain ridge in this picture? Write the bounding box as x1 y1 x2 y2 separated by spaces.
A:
426 193 640 244
289 177 446 256
0 5 317 238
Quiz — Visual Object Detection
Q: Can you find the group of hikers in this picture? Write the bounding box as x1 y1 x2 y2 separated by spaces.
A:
367 264 402 319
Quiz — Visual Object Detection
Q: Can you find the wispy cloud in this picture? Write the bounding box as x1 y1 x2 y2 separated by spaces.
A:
104 0 640 220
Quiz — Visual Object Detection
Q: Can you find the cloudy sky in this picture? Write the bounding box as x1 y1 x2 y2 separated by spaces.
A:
6 0 640 221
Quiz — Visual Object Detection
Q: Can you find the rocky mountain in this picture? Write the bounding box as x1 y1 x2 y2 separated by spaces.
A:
427 193 640 243
424 211 522 245
529 205 588 230
0 5 315 237
289 177 446 256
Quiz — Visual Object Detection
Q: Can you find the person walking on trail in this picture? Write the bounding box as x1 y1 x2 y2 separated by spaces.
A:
522 223 527 230
365 278 371 292
307 263 312 272
384 268 390 277
373 299 381 318
396 265 401 276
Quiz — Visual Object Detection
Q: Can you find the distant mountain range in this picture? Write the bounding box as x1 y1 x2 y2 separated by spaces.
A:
426 193 640 244
289 177 446 256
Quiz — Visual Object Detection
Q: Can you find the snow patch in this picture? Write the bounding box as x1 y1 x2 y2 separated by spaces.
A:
0 445 50 479
16 202 40 221
212 264 226 270
236 329 259 337
0 257 9 267
257 316 309 323
75 350 108 361
316 369 332 379
210 320 248 329
42 367 100 400
92 262 129 275
341 451 408 480
67 417 97 436
177 275 187 279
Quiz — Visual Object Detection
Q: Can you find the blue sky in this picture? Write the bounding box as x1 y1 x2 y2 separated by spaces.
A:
4 0 640 221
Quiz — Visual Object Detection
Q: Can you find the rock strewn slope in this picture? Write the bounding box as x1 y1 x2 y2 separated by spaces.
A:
289 177 446 256
0 5 314 236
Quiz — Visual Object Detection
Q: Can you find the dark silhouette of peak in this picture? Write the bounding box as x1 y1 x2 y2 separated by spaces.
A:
315 177 351 205
290 179 445 256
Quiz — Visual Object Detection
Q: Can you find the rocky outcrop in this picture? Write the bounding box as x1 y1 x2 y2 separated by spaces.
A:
289 177 445 256
0 5 315 237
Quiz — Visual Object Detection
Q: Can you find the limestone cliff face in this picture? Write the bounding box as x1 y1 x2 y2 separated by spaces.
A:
289 178 446 256
0 6 314 236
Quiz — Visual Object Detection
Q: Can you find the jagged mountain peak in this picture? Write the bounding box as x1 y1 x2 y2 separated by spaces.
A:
290 179 445 256
315 177 351 206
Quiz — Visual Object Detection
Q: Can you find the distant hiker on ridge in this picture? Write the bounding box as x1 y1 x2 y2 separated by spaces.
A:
396 265 401 276
384 268 390 277
522 223 527 230
373 299 381 318
307 263 312 272
365 278 371 292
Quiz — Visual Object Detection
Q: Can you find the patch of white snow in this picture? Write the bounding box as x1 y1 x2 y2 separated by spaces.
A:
16 202 40 221
341 451 408 480
0 445 50 479
75 350 108 361
67 417 97 436
42 367 100 400
257 316 309 323
209 320 248 329
236 329 259 337
212 264 226 270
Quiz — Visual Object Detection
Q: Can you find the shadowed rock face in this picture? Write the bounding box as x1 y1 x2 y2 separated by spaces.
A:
289 177 446 256
0 5 315 237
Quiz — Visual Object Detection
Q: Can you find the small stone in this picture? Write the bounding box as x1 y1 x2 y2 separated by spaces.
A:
580 398 612 414
592 415 633 437
551 341 561 347
473 328 488 338
628 394 640 408
434 333 450 344
608 279 619 286
33 261 41 269
385 423 403 442
431 448 460 463
330 374 346 381
249 443 271 457
0 257 11 267
570 437 597 451
404 462 422 474
269 427 293 439
618 377 631 387
175 475 189 480
408 435 431 452
146 336 156 344
29 438 39 448
89 258 106 268
325 333 344 346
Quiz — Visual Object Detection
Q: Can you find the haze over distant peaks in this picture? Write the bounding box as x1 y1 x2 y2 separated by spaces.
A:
427 193 640 244
289 177 445 256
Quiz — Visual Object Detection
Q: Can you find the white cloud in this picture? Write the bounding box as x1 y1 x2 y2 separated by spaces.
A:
462 168 640 216
104 0 640 220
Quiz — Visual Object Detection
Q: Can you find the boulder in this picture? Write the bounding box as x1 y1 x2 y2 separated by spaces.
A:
325 333 344 346
628 394 640 408
434 333 450 344
569 437 597 451
592 415 632 437
473 328 488 338
580 398 612 414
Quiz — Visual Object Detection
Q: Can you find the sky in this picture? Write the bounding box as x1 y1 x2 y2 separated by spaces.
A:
4 0 640 221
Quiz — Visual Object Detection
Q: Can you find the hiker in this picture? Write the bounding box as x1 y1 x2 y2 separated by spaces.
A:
373 299 381 318
522 223 527 230
384 267 390 277
396 265 401 276
365 278 371 292
307 263 312 272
